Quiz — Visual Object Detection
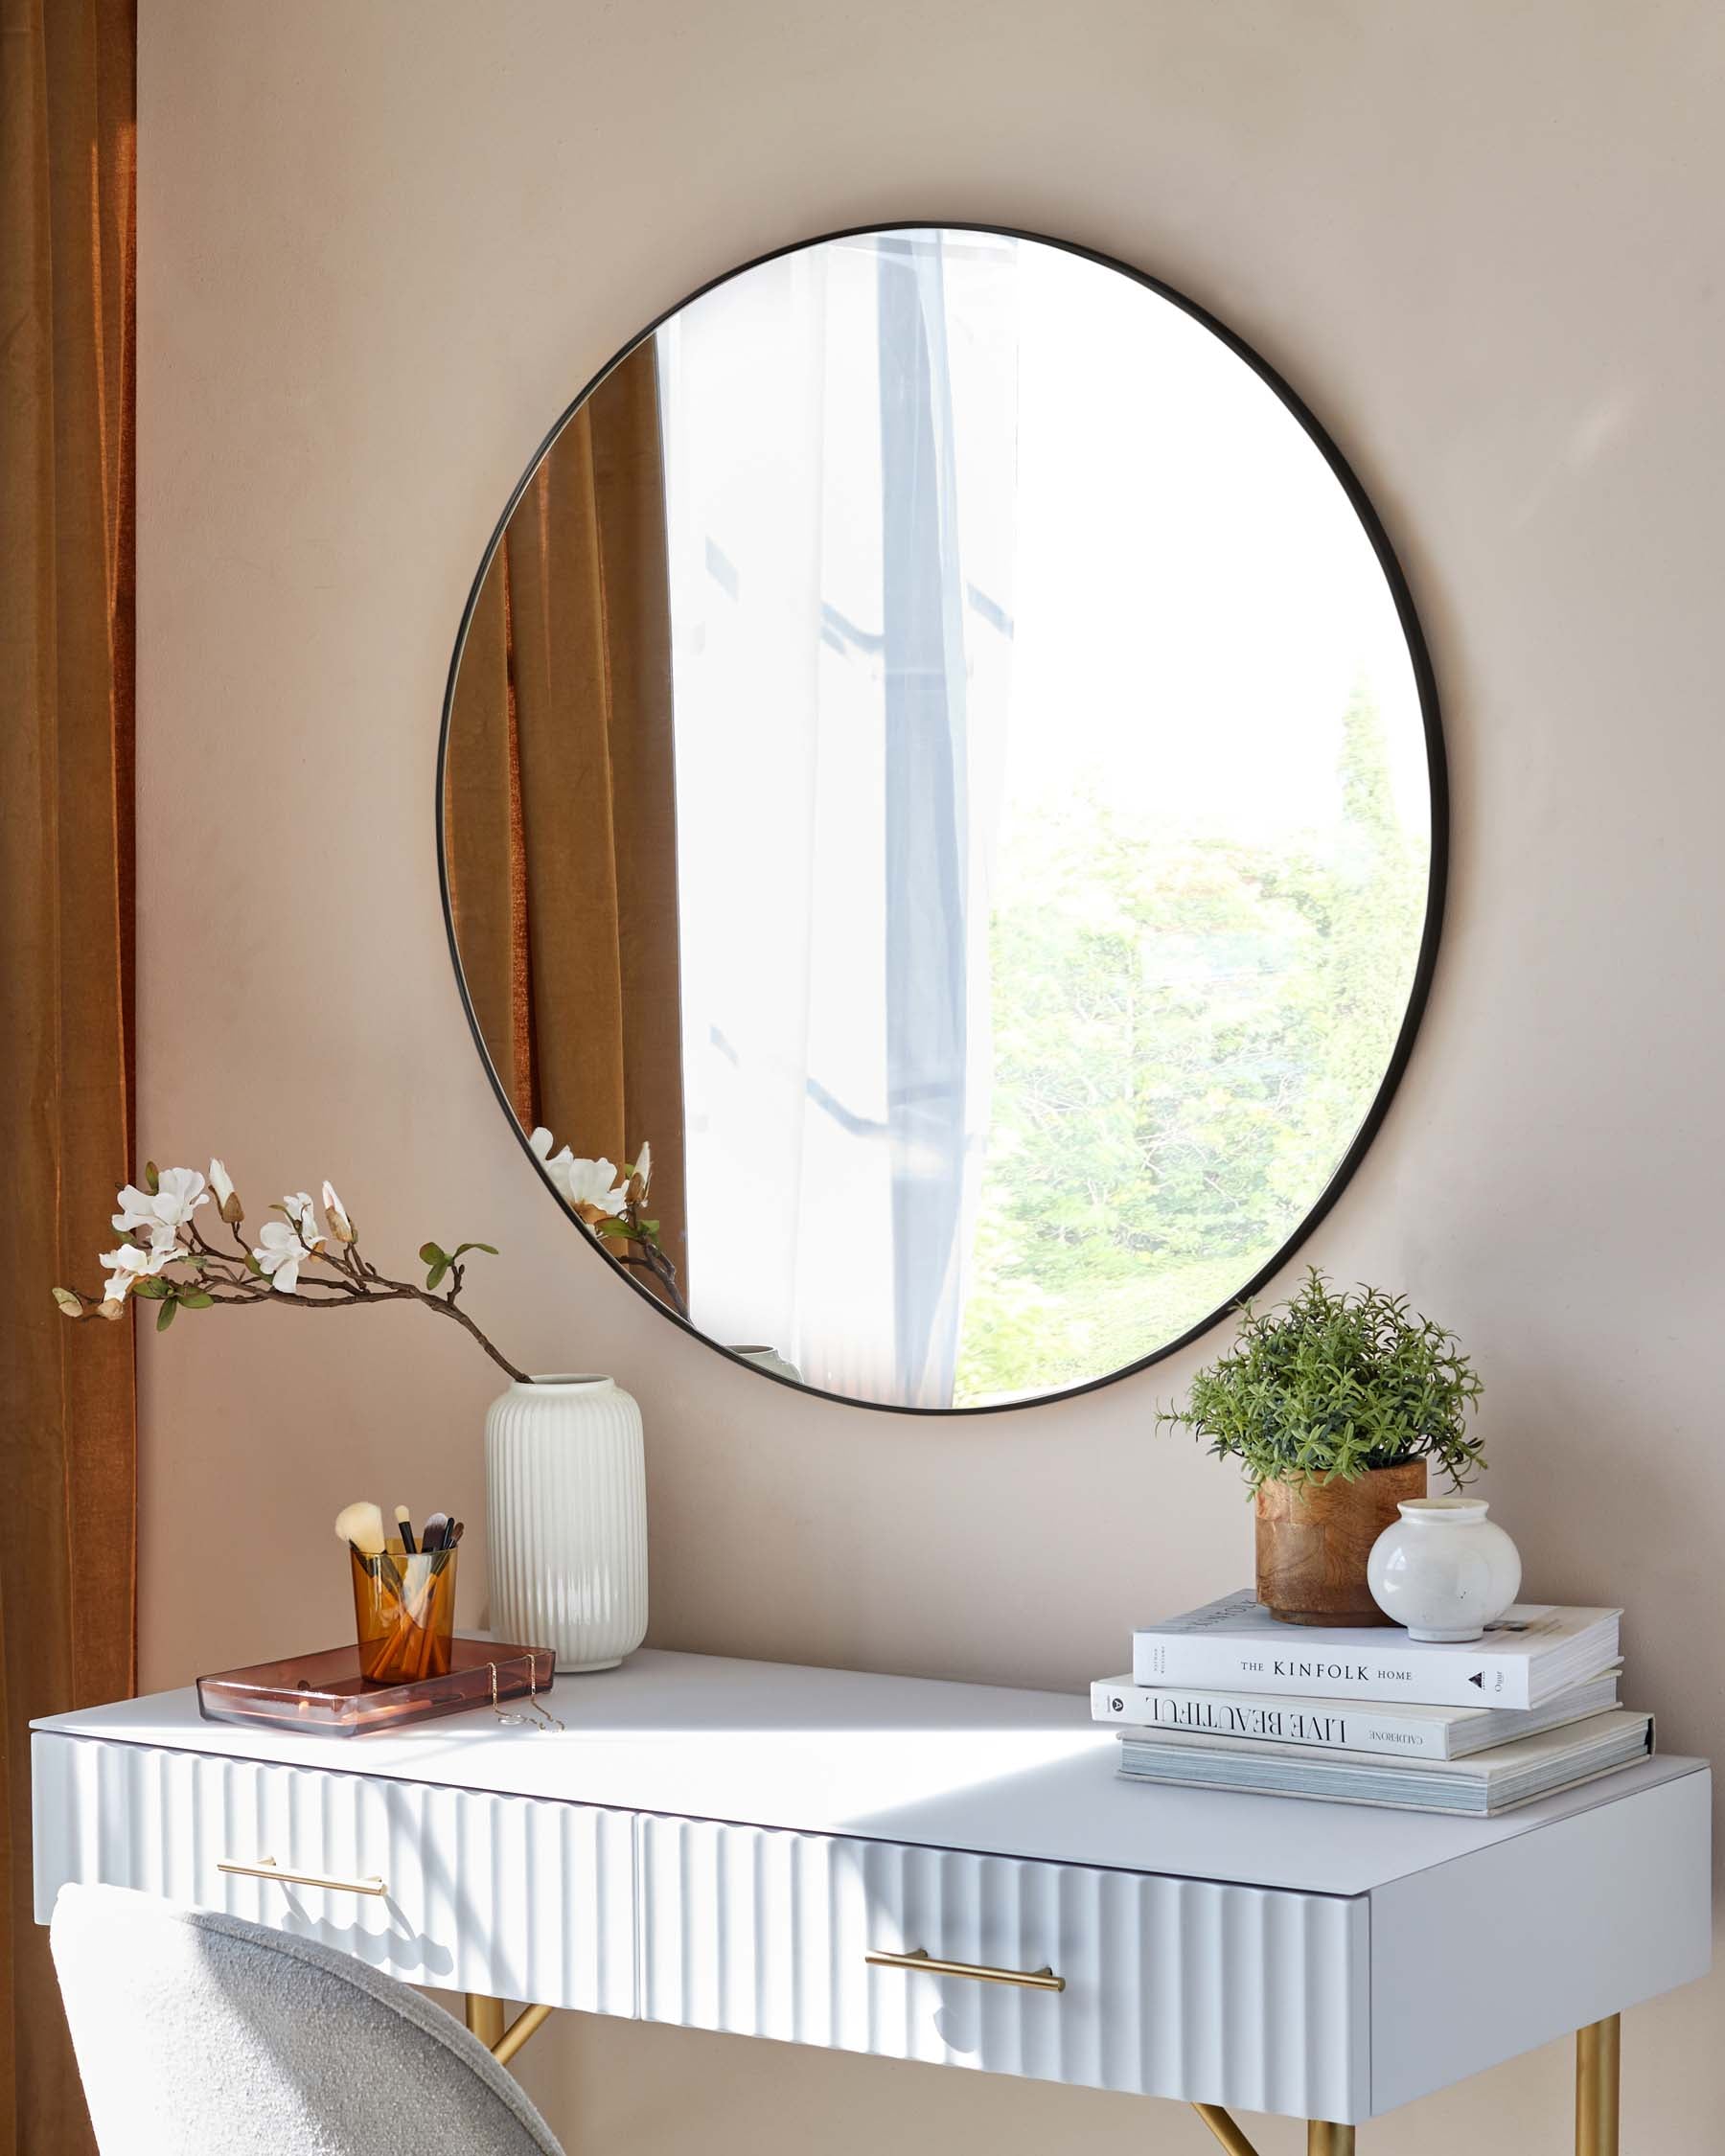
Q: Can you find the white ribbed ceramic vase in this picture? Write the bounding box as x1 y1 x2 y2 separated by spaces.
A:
485 1375 647 1672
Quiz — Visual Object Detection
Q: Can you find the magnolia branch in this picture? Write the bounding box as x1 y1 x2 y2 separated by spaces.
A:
598 1223 690 1320
57 1140 688 1380
55 1165 532 1385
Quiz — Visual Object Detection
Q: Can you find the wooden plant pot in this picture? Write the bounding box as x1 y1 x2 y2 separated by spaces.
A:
1254 1459 1428 1625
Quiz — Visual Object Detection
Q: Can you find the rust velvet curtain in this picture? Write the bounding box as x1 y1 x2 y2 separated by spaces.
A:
0 2 137 2149
445 342 688 1293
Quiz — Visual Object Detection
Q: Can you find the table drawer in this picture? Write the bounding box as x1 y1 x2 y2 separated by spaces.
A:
33 1733 635 2016
638 1816 1368 2120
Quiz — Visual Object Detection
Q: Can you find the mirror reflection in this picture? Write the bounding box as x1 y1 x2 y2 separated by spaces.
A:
443 226 1438 1411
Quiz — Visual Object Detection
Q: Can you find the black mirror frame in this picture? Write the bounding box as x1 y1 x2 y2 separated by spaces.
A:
437 219 1448 1418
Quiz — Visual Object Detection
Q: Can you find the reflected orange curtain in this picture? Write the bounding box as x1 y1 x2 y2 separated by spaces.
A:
0 1 137 2150
446 343 687 1295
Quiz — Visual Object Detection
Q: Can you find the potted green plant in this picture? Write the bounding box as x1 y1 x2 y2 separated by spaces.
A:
1158 1270 1484 1626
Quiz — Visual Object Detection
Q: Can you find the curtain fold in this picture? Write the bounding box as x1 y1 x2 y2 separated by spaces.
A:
446 343 687 1295
659 232 1014 1404
0 0 138 2150
877 233 973 1409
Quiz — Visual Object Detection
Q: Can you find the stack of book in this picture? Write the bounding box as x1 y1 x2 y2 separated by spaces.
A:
1092 1590 1649 1816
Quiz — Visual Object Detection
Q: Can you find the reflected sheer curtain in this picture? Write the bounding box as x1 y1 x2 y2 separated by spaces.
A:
0 2 137 2150
662 230 1018 1406
445 343 688 1293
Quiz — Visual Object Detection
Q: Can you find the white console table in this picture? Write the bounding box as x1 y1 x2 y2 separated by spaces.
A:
32 1649 1711 2153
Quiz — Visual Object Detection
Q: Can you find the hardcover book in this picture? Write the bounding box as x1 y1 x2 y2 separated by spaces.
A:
1091 1666 1622 1759
1116 1709 1654 1816
1131 1591 1622 1709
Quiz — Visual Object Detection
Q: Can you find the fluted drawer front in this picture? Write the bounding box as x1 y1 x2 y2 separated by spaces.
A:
639 1816 1368 2121
32 1734 636 2015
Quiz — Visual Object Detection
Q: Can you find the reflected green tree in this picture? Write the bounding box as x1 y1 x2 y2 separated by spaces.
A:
954 690 1426 1405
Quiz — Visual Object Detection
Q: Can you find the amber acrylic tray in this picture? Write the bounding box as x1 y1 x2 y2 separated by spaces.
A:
196 1638 555 1737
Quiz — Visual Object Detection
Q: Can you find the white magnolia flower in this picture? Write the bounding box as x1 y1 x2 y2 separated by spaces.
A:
113 1165 209 1252
281 1190 326 1246
100 1239 172 1307
632 1140 652 1192
530 1127 577 1204
537 1147 577 1204
530 1129 625 1220
254 1219 310 1293
253 1193 328 1293
564 1157 625 1216
322 1179 355 1242
209 1158 236 1207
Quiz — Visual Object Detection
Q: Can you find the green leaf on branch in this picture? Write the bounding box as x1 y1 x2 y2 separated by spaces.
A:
131 1278 171 1300
52 1287 83 1316
420 1242 447 1265
450 1242 498 1260
426 1259 449 1290
244 1251 264 1276
593 1217 633 1240
156 1297 178 1332
144 1161 160 1194
179 1292 215 1311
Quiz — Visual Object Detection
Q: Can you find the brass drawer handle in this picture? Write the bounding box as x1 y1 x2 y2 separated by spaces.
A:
865 1946 1064 1993
218 1855 386 1898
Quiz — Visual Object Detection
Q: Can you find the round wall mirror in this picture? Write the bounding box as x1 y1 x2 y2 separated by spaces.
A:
440 224 1444 1414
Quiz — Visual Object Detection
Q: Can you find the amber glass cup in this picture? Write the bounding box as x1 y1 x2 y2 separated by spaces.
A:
350 1548 458 1684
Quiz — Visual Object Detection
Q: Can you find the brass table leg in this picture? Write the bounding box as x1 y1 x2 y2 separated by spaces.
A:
1188 2101 1355 2155
466 1993 555 2068
494 2001 556 2067
1576 2015 1621 2156
1192 2102 1264 2155
465 1994 507 2048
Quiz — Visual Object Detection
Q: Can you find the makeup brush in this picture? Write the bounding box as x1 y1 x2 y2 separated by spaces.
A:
336 1499 405 1640
408 1511 459 1680
400 1510 450 1647
394 1505 418 1555
334 1501 387 1557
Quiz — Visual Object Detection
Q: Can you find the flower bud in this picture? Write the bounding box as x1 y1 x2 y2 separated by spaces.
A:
322 1180 356 1243
210 1158 244 1224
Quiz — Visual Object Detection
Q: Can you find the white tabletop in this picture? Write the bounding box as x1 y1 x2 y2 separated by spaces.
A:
34 1648 1703 1899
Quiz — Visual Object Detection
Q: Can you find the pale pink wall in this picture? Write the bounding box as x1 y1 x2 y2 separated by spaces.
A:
136 4 1725 2149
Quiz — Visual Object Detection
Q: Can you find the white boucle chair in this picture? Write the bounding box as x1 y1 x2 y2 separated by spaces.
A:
50 1884 564 2156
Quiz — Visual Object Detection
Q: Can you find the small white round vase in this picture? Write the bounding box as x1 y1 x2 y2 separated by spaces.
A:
485 1375 648 1672
1367 1497 1522 1641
